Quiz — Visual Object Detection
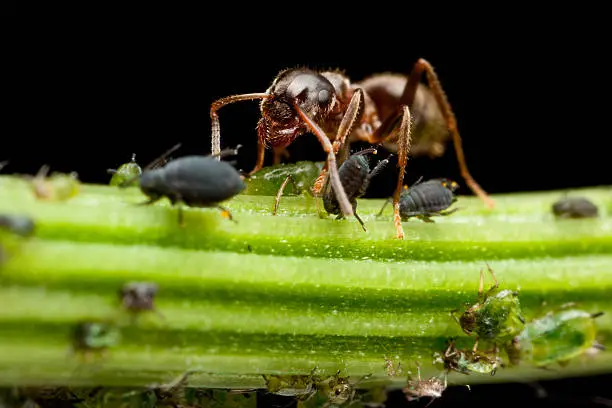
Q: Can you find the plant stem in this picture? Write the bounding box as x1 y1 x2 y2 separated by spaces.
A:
0 175 611 389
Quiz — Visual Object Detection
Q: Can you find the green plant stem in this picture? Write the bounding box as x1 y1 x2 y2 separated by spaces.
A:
0 175 611 389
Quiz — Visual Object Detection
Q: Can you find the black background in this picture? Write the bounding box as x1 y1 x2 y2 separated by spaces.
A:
3 10 612 408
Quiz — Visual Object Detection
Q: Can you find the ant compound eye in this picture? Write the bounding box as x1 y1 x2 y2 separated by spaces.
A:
318 89 330 105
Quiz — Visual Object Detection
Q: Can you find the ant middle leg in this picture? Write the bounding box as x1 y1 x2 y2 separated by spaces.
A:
369 106 412 239
399 59 494 209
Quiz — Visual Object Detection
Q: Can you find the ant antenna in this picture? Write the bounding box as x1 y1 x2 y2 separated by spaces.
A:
118 143 182 188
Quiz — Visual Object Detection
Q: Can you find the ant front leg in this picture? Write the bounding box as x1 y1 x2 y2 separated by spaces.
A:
370 106 412 240
311 89 365 199
399 59 494 209
294 104 354 218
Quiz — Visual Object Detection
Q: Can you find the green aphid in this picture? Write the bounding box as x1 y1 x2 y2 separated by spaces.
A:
30 165 80 201
72 321 120 353
453 264 525 346
108 153 143 186
433 339 503 376
507 306 605 367
243 161 324 196
263 368 320 401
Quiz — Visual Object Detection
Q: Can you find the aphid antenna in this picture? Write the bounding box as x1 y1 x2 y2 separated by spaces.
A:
351 147 378 157
210 144 243 159
118 143 182 188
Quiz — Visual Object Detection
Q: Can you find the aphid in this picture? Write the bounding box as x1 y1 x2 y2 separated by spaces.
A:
0 214 35 237
452 264 525 348
321 149 390 231
71 321 120 359
262 369 320 401
402 362 447 405
108 153 143 187
29 165 80 201
317 370 371 407
433 338 503 376
507 305 605 368
120 282 163 320
123 143 246 226
552 196 599 219
378 178 460 223
245 160 324 196
210 68 413 240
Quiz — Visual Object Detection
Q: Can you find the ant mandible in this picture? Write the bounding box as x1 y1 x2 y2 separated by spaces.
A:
210 59 493 239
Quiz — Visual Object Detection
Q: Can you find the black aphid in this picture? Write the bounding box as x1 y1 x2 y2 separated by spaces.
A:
122 144 246 226
0 214 35 237
379 178 460 223
552 196 599 219
323 148 390 231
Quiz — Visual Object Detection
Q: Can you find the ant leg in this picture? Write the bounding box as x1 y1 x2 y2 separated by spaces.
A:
369 107 412 239
311 89 365 198
377 198 392 217
273 175 300 216
210 93 268 158
273 146 290 165
293 103 354 218
418 214 435 223
397 59 494 209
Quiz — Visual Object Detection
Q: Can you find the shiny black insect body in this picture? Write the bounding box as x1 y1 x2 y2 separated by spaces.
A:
323 149 390 231
379 178 459 223
552 196 599 219
126 144 246 226
0 214 35 237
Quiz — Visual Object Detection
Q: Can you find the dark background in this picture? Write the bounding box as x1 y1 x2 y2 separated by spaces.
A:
3 12 611 408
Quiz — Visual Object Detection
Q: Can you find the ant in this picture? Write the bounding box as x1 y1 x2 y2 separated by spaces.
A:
210 59 494 239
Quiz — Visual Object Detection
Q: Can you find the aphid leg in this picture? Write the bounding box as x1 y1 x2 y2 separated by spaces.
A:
209 93 269 161
591 311 605 319
354 212 367 232
450 309 462 326
438 208 460 217
559 302 578 310
472 338 479 353
273 175 300 216
376 198 392 217
217 206 236 223
177 205 185 228
480 262 499 301
399 59 494 209
137 197 162 206
293 102 354 218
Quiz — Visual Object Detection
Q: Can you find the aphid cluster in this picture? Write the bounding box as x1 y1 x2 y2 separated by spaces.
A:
443 265 606 378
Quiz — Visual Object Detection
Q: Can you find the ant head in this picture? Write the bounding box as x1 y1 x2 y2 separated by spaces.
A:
259 68 337 147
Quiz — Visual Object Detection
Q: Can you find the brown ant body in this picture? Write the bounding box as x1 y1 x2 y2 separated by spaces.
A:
210 59 493 239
